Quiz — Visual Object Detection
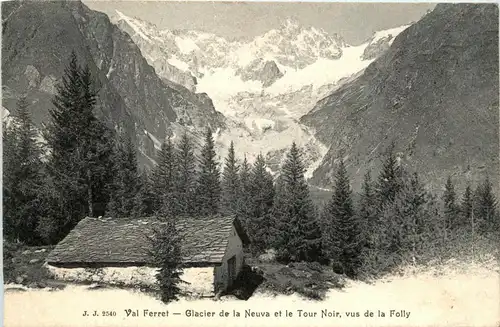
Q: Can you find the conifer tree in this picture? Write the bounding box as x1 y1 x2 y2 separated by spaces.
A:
322 159 361 277
376 141 402 211
460 184 473 229
442 176 458 236
43 52 115 241
271 142 322 262
174 132 197 216
3 95 44 244
378 171 427 267
195 128 221 216
237 155 252 228
247 154 275 253
43 52 85 237
474 177 498 233
133 170 155 217
151 137 177 217
74 64 115 217
358 170 377 249
221 141 240 215
150 218 184 303
107 134 139 217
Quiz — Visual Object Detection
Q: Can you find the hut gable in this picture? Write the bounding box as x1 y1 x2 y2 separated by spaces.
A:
46 215 244 268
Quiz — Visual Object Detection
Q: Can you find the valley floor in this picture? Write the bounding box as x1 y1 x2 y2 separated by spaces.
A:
4 257 499 327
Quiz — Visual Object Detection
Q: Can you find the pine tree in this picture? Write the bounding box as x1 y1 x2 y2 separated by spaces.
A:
474 177 498 233
3 95 44 244
42 52 115 241
174 132 197 216
84 119 116 216
322 159 362 277
151 137 177 217
376 141 402 211
195 128 221 217
149 218 184 303
221 141 240 215
460 184 473 229
247 154 275 253
42 52 84 240
73 64 112 217
442 176 458 237
106 134 139 217
378 171 427 267
271 142 322 262
358 170 377 249
133 170 155 217
237 155 252 229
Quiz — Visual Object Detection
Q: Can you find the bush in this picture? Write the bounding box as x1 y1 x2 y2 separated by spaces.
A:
3 242 53 287
255 261 345 300
358 227 499 279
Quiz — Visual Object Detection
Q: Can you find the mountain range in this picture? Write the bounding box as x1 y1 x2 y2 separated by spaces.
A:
110 9 413 174
2 2 498 193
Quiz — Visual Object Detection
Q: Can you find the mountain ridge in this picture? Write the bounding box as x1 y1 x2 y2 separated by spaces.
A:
301 3 499 192
1 0 225 165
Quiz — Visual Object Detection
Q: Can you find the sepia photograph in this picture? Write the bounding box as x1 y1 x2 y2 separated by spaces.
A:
1 1 499 326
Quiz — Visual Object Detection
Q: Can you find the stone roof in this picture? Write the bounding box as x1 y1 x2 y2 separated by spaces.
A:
46 215 245 267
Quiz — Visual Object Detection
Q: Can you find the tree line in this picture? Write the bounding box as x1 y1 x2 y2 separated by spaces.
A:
4 52 499 281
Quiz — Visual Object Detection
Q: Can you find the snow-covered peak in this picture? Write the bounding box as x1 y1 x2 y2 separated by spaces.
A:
279 17 303 35
111 10 413 97
361 25 410 60
238 19 345 69
111 11 347 75
369 25 410 46
114 10 154 42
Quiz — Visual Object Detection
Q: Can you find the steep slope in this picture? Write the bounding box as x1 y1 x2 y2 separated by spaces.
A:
1 1 224 163
112 10 198 92
361 25 410 60
301 4 499 192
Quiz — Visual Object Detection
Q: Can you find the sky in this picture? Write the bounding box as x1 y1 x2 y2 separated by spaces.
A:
84 1 436 45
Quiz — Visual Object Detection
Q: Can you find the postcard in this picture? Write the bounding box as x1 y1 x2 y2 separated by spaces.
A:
2 1 499 326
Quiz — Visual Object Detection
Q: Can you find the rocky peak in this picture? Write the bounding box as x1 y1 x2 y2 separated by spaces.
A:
279 17 302 34
261 61 283 85
249 18 345 69
236 59 284 87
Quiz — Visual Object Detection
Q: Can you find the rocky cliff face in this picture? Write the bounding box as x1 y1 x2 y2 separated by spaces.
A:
2 1 224 164
301 4 499 192
113 15 198 92
236 59 284 87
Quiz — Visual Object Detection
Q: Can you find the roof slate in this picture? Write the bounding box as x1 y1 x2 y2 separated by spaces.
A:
46 215 238 266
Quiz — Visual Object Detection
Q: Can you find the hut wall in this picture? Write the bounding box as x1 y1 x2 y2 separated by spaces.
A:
214 224 244 293
46 264 216 297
